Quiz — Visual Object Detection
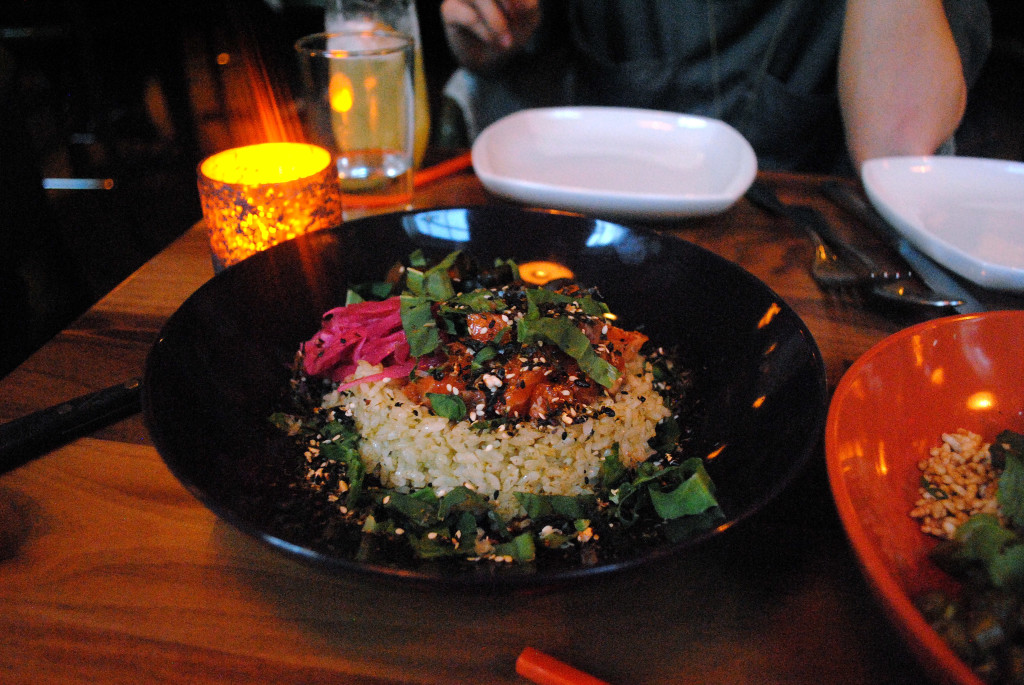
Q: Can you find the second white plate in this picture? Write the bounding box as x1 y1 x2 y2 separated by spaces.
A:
471 107 757 221
862 156 1024 292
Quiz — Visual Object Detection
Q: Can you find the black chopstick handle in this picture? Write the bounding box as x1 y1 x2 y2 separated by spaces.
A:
0 378 142 475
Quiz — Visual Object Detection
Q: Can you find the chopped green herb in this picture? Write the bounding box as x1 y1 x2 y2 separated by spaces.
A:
472 345 498 368
516 315 619 389
647 459 718 519
649 417 682 455
400 294 440 357
379 489 438 528
996 430 1024 528
492 533 536 562
598 446 627 488
524 287 609 318
514 492 598 520
427 392 468 422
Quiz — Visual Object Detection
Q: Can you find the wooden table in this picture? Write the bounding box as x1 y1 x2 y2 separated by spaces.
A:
0 168 998 684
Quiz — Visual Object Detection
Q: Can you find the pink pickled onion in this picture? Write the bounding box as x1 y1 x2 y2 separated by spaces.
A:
301 296 415 389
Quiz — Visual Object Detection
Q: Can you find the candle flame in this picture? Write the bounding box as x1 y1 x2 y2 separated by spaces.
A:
200 142 332 185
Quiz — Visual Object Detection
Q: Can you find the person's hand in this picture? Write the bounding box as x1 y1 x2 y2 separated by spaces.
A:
440 0 541 72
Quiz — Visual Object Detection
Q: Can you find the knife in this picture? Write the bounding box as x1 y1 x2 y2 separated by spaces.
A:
0 378 142 474
821 181 986 314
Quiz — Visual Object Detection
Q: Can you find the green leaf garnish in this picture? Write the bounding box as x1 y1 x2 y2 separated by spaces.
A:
647 459 718 519
516 316 619 389
996 430 1024 528
524 288 609 318
437 486 492 520
400 294 439 357
649 416 682 454
943 513 1024 589
379 489 438 528
318 421 365 508
346 281 395 305
492 533 536 562
427 392 468 422
514 492 597 520
408 249 428 268
441 290 501 314
472 345 498 369
598 446 627 488
406 250 460 300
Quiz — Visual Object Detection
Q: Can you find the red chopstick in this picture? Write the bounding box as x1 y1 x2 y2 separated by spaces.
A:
413 151 474 187
516 647 610 685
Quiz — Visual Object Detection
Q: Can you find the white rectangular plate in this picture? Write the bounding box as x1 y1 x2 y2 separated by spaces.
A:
472 107 757 221
862 156 1024 292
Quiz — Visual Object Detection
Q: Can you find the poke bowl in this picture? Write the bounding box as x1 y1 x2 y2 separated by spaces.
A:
826 310 1024 684
143 206 827 590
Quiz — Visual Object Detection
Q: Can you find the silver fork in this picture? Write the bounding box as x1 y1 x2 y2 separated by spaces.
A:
806 225 955 306
745 181 963 308
747 181 909 280
801 219 864 289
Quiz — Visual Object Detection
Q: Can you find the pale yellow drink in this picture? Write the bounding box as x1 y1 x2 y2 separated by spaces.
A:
323 31 415 218
326 12 430 168
411 42 429 168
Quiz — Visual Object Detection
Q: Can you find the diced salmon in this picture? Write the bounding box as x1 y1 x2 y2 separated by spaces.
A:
466 312 511 343
527 374 599 420
601 325 648 370
402 375 465 406
500 356 550 419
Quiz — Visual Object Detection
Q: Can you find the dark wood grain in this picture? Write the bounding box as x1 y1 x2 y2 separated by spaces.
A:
0 169 957 684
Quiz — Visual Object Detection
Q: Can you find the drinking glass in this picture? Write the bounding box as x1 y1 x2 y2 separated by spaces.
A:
295 30 415 220
326 0 430 168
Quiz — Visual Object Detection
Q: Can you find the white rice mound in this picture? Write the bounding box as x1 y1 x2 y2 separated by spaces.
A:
322 356 671 517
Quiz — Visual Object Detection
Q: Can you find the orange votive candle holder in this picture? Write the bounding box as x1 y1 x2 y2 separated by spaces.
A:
197 142 343 271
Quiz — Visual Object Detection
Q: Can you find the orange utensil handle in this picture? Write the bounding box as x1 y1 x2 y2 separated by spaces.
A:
413 151 473 187
516 647 610 685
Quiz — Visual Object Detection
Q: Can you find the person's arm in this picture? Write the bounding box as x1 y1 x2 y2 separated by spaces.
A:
838 0 967 169
440 0 541 73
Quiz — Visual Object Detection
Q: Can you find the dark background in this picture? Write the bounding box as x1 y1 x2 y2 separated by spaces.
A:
1 0 1021 379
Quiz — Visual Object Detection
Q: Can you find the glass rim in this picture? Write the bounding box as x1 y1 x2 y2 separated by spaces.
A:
294 30 412 58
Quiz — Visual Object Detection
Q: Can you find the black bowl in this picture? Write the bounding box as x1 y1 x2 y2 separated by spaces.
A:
143 206 827 590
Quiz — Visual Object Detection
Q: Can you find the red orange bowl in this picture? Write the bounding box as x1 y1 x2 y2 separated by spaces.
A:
826 310 1024 685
